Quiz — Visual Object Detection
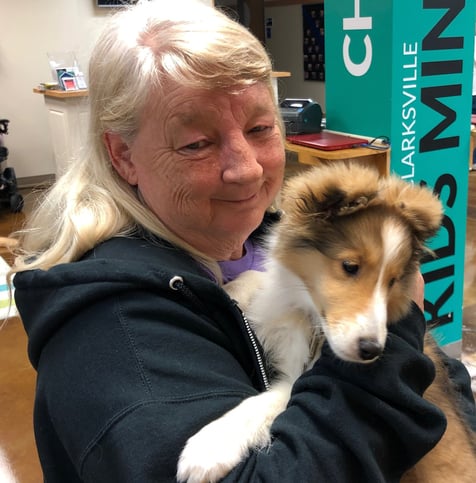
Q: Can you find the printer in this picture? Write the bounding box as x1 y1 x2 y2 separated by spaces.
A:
279 98 323 135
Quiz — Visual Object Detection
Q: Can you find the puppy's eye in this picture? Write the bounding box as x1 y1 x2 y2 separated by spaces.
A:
389 277 397 288
342 260 359 276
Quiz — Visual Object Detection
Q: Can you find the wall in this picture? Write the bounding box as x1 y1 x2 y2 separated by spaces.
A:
0 0 114 179
265 4 326 112
0 0 305 180
0 0 212 180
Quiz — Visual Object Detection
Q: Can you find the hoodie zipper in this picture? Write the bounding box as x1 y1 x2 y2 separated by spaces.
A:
232 300 270 391
169 275 270 391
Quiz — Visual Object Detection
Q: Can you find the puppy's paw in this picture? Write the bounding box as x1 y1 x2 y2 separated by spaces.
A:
224 270 267 309
176 384 291 482
176 416 254 483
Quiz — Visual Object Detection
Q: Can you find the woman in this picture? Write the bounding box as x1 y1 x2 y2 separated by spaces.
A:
11 1 473 481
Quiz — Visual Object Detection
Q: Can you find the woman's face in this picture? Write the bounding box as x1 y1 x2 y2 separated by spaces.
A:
108 82 285 260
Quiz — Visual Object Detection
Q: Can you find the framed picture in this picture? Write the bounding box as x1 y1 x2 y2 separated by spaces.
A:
62 77 78 91
56 68 80 91
303 3 325 82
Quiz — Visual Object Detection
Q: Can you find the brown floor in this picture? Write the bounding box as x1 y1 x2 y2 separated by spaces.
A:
0 174 475 482
0 190 42 483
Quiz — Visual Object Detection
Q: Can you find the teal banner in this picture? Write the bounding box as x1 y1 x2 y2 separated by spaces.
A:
326 0 476 352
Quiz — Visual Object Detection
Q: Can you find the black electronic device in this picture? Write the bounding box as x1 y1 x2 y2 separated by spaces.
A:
279 98 323 135
0 119 23 213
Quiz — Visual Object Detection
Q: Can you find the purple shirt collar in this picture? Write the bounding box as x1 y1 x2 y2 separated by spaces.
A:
218 238 267 284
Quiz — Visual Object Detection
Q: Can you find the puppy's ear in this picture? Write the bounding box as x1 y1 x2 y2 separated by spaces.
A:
378 176 443 243
282 162 379 220
309 187 375 220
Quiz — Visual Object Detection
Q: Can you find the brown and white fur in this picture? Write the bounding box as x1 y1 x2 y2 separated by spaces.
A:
177 162 476 482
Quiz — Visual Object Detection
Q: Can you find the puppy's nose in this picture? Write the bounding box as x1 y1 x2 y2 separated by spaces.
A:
358 338 383 361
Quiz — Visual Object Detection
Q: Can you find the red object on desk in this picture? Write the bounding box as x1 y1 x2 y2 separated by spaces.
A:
286 131 368 151
471 114 476 125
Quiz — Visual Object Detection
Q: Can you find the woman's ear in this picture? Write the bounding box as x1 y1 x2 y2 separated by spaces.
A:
103 132 138 185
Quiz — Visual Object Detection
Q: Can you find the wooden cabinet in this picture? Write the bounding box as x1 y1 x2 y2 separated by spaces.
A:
33 89 89 177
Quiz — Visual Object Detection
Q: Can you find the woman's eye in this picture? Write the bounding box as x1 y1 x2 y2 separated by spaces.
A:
249 125 272 134
181 139 210 151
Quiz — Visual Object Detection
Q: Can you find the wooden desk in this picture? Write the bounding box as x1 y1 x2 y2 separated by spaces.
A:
285 140 390 177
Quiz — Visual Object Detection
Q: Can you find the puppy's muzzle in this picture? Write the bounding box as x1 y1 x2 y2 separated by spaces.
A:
358 338 383 361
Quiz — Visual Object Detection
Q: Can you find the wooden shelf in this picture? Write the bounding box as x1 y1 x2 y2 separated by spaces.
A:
272 71 291 78
33 88 88 99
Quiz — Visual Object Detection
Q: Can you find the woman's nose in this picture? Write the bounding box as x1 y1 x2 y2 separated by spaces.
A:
221 135 263 184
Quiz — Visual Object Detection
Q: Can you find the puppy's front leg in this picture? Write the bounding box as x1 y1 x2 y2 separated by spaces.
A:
176 381 292 483
223 270 267 310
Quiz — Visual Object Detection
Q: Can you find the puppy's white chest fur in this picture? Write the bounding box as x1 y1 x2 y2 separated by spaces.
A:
244 263 321 381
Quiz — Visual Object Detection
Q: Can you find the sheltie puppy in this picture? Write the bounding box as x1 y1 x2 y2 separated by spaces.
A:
177 161 476 483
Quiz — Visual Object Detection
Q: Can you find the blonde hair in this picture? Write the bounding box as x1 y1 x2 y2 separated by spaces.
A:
12 0 276 276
